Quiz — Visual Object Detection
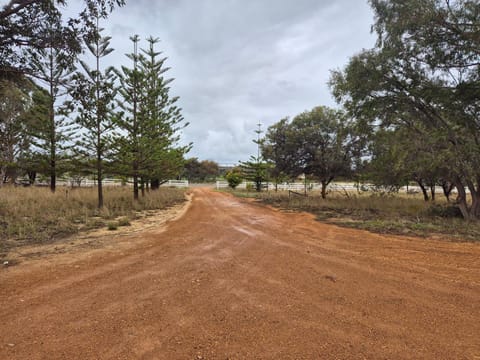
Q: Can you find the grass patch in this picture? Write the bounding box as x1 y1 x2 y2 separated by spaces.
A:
107 221 119 231
117 217 131 227
0 186 186 254
229 190 480 242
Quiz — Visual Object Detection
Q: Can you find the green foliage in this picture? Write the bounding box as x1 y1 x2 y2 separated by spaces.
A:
69 21 117 208
0 79 33 184
225 170 242 189
0 0 125 79
330 0 480 219
182 158 220 182
113 36 190 200
261 118 293 186
107 221 118 230
240 156 270 192
262 106 363 198
26 8 78 192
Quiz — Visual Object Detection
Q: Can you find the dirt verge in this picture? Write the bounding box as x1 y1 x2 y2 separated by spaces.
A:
1 188 479 359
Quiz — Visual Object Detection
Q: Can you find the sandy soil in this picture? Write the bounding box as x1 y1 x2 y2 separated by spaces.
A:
1 188 479 359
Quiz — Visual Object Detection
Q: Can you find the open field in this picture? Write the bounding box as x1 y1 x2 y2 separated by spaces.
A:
0 186 186 256
1 188 479 359
228 189 480 242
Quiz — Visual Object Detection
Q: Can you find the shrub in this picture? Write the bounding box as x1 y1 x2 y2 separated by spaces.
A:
225 171 242 189
117 217 131 226
107 222 118 231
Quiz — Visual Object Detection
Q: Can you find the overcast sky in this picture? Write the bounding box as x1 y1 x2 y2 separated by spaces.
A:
72 0 376 164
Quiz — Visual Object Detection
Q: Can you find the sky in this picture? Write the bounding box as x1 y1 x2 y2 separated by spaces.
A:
72 0 376 164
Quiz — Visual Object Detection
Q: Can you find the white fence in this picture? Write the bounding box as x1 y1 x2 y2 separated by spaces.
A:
56 178 124 187
216 181 454 194
216 181 315 191
44 178 189 188
161 180 189 188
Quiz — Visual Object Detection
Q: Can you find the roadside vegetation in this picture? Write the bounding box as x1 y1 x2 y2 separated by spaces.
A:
229 0 480 229
228 189 480 242
0 186 185 256
1 1 190 210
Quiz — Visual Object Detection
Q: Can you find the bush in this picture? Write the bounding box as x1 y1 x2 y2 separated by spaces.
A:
225 171 242 189
428 204 463 218
107 222 118 231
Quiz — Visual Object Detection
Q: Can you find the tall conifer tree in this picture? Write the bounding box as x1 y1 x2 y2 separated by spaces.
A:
28 6 76 192
70 16 116 208
114 36 189 200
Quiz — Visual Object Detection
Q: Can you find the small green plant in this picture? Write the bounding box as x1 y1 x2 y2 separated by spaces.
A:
107 221 118 231
225 171 242 189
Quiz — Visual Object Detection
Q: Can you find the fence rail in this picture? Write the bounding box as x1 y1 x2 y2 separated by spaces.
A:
161 180 189 188
216 181 460 194
34 178 189 188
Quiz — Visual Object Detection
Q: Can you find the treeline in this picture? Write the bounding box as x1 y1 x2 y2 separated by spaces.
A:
260 0 479 220
181 158 220 183
0 0 190 207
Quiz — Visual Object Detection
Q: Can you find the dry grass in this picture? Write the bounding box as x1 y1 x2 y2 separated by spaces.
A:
0 186 186 254
231 190 480 242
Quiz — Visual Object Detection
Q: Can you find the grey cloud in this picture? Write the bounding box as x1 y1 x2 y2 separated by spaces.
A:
79 0 376 164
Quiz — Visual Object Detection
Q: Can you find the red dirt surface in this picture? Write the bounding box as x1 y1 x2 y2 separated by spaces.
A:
1 188 479 359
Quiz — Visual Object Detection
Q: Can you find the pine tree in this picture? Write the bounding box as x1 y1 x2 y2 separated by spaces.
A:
69 17 116 208
240 123 270 192
114 36 189 200
114 35 143 200
27 7 76 192
137 36 189 193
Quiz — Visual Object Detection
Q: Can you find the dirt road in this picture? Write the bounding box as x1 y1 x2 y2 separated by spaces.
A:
1 188 479 359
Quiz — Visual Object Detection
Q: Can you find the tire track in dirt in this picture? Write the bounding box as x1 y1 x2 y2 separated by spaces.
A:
1 188 479 359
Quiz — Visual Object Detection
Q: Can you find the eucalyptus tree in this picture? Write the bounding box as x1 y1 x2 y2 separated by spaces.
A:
69 18 116 208
329 0 480 219
261 118 298 189
0 79 32 184
0 0 125 81
293 107 361 198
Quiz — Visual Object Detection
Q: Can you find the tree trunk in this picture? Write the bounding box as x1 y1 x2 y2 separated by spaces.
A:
441 180 454 202
27 171 36 185
321 180 327 199
49 55 56 193
151 179 160 190
466 179 480 219
0 167 5 187
133 175 139 200
50 160 56 193
97 158 103 209
430 185 435 202
416 180 429 201
471 192 480 219
140 178 145 197
455 181 469 219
